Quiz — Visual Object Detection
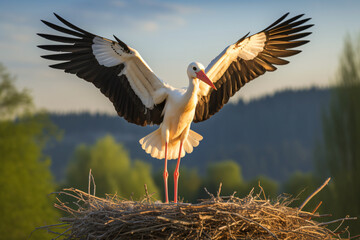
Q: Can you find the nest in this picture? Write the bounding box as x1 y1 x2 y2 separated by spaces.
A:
41 178 356 240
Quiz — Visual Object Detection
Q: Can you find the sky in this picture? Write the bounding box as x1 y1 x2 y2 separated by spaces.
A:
0 0 359 114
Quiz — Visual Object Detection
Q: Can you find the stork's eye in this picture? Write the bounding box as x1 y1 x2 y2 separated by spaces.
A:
193 67 197 71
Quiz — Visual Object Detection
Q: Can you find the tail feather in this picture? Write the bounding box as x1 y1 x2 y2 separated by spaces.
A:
189 130 203 141
187 129 202 148
145 133 156 150
139 129 202 160
183 138 193 153
151 146 159 158
188 135 199 148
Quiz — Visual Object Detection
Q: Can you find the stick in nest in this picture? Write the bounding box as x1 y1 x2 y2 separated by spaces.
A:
299 177 331 211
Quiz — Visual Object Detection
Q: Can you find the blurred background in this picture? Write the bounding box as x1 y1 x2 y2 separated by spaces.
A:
1 0 360 238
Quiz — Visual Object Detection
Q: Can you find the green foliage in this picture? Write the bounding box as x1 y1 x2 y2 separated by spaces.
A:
247 175 279 199
154 161 279 203
154 165 203 203
204 160 247 197
65 135 159 199
178 166 202 202
315 34 360 234
130 160 158 196
283 172 319 210
0 64 60 239
0 64 32 119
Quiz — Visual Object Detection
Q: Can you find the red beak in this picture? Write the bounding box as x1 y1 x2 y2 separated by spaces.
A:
196 70 217 90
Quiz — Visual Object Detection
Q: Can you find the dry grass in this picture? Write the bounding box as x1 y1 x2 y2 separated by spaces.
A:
39 177 357 240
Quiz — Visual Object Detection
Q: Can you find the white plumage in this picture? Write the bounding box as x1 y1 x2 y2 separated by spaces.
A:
38 12 313 203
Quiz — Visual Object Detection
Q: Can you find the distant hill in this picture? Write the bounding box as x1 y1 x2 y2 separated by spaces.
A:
45 88 330 182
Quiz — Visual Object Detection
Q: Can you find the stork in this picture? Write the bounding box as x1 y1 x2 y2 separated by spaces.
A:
38 13 312 203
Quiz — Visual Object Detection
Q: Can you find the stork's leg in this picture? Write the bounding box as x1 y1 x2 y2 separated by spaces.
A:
173 141 183 203
163 142 169 203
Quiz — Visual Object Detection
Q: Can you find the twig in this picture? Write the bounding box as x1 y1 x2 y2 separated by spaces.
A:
51 228 72 240
144 184 150 204
208 207 279 240
34 223 69 229
276 229 323 239
299 177 331 211
88 169 96 196
334 225 350 236
258 181 266 200
28 223 69 240
204 187 215 200
216 182 222 200
318 217 357 226
350 234 360 239
120 223 173 235
157 216 196 225
308 201 322 220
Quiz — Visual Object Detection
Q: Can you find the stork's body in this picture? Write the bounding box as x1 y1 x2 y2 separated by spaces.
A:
139 64 213 203
161 84 198 148
140 64 211 160
38 13 313 203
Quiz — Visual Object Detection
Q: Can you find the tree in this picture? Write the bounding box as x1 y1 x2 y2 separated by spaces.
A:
247 175 279 199
203 160 247 197
0 63 60 239
283 171 319 210
0 64 32 119
178 166 202 202
315 34 360 234
65 135 160 199
154 166 202 203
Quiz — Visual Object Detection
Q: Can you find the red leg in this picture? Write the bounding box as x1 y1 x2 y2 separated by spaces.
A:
163 142 169 203
174 141 183 203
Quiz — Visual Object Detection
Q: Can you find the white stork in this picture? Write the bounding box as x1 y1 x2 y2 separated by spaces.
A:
38 13 312 203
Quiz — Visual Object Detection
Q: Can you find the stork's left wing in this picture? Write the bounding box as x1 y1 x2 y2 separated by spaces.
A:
194 13 313 122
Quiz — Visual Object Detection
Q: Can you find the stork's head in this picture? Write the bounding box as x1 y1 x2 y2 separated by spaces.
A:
187 62 217 90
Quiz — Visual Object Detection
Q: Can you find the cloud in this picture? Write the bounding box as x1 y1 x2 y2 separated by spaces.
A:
106 0 199 32
133 14 187 32
141 21 159 32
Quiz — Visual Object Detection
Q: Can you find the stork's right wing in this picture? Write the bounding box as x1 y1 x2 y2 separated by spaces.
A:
38 13 170 126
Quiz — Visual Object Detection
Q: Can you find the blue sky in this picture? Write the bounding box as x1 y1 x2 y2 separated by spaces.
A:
1 0 359 113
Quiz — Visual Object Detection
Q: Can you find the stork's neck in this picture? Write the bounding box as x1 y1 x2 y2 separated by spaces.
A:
186 78 200 98
180 77 199 111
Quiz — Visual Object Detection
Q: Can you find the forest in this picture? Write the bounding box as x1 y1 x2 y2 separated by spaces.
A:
46 87 330 183
1 36 360 238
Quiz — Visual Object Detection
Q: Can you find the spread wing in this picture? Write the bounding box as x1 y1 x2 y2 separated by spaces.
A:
38 13 169 126
194 13 313 122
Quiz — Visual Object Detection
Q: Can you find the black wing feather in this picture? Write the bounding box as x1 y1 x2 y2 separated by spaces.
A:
38 13 164 126
194 13 313 123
